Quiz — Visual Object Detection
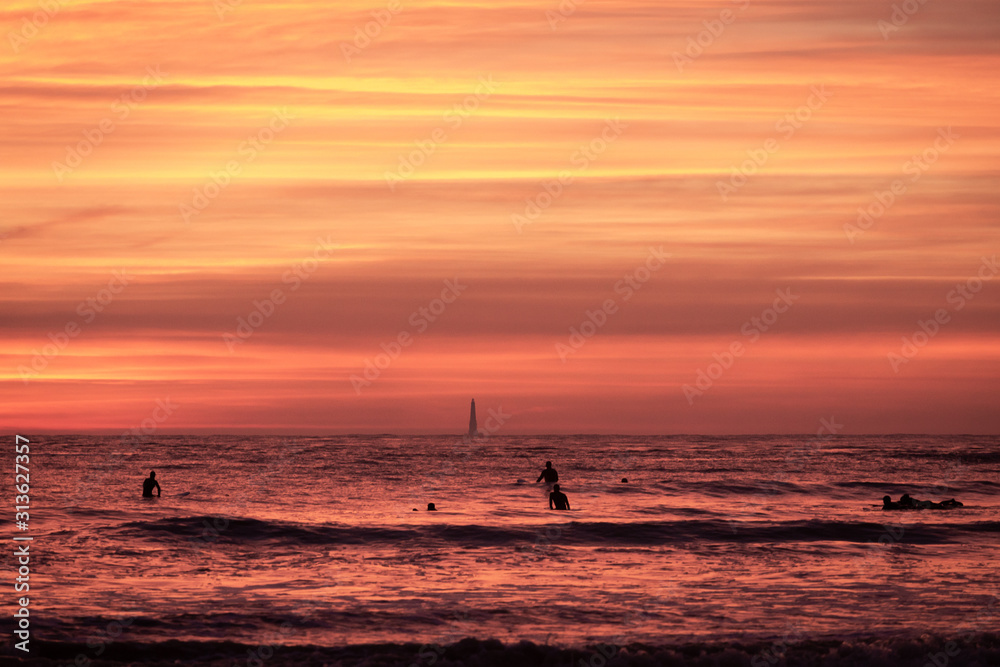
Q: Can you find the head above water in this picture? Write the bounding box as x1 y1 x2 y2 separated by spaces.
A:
883 495 891 504
427 503 436 511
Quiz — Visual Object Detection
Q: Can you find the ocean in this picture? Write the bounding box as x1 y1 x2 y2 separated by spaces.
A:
5 433 1000 666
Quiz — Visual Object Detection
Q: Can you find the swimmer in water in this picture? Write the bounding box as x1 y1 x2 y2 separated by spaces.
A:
536 461 559 484
549 484 570 511
142 471 161 498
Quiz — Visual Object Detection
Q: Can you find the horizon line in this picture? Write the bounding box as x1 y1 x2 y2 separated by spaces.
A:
7 431 998 437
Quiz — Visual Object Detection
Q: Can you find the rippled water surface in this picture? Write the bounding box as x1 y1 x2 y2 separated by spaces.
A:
13 434 1000 653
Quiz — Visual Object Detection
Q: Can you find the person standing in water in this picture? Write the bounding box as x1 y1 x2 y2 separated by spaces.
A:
549 484 570 510
143 471 161 498
536 461 559 483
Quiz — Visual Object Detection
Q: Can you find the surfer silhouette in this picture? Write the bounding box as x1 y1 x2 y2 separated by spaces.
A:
882 495 900 510
549 484 570 510
883 493 963 510
536 461 559 483
142 471 161 498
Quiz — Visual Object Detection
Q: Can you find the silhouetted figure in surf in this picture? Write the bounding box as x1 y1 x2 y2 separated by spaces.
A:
883 493 963 510
906 494 963 509
549 484 570 510
427 503 437 511
536 461 559 483
142 471 161 498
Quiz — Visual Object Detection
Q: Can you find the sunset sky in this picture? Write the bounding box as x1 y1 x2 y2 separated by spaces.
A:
1 0 998 434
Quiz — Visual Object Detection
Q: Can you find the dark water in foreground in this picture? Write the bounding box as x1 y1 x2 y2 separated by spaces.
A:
3 434 999 665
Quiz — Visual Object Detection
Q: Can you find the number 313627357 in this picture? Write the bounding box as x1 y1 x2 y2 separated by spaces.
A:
15 435 30 512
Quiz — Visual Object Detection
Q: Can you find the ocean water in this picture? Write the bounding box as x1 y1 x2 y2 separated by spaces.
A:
5 434 1000 665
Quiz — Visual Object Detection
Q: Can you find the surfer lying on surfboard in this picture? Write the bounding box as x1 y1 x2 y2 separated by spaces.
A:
882 494 962 510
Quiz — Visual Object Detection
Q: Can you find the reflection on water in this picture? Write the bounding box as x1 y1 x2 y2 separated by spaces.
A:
19 434 1000 648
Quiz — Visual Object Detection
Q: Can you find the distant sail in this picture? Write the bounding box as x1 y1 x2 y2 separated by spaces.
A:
468 399 478 438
